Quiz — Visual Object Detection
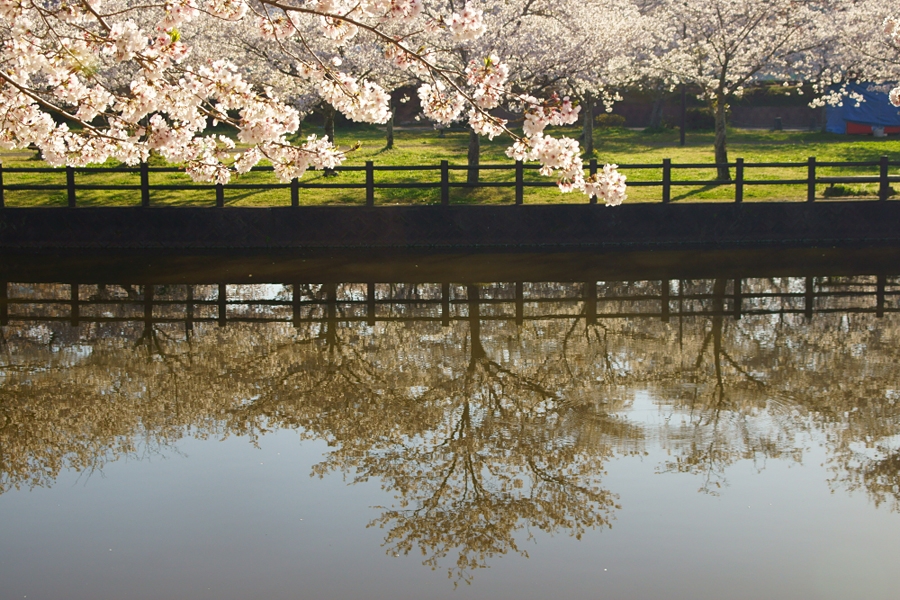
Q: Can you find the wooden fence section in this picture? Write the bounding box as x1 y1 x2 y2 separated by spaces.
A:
1 157 899 207
2 276 898 330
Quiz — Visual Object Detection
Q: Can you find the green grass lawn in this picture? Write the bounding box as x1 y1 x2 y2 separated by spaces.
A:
2 125 900 206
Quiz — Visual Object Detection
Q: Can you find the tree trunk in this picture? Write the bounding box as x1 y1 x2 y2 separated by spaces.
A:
648 90 664 130
467 285 485 369
467 129 479 185
324 104 336 144
386 105 394 150
324 104 336 177
582 94 594 156
713 95 730 181
712 278 726 396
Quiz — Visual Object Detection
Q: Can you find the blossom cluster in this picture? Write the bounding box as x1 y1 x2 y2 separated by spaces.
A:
384 41 433 77
313 72 392 124
519 94 581 136
506 133 626 206
584 165 628 207
445 2 487 41
465 54 509 109
468 110 505 139
885 16 900 46
886 17 900 106
417 82 466 125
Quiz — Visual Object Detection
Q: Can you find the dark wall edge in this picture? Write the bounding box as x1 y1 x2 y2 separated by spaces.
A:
3 246 900 285
1 202 899 250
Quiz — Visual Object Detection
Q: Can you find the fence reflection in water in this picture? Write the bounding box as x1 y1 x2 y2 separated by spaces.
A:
2 275 899 331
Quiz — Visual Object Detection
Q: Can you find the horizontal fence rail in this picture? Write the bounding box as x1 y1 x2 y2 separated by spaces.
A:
2 276 898 332
1 156 899 208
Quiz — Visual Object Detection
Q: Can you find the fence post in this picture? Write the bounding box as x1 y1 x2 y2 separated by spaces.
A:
662 158 671 203
325 283 337 347
291 177 299 207
0 162 5 208
215 183 225 208
733 278 742 320
218 283 227 326
585 281 597 325
877 274 886 318
515 282 523 326
735 158 744 203
515 161 524 206
880 155 890 201
66 166 76 207
70 283 79 326
292 283 302 328
807 157 816 202
143 284 154 335
805 276 814 320
185 285 194 332
367 282 376 326
661 280 670 322
441 282 450 326
140 162 150 207
589 159 598 205
0 280 7 326
365 161 375 207
440 160 449 206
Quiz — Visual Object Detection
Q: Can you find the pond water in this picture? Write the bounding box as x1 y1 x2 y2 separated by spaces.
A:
1 251 900 599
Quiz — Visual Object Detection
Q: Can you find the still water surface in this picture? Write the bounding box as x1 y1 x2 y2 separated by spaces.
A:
1 252 900 599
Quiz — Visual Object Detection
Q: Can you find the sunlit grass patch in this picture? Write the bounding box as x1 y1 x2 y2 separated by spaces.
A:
2 126 899 206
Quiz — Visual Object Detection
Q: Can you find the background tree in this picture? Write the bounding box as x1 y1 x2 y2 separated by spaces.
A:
637 0 844 180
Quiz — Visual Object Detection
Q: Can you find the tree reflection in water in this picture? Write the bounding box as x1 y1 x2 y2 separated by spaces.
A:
1 275 900 580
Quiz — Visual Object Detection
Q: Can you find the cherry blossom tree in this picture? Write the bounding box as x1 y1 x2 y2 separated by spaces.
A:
399 0 556 183
875 7 900 106
545 0 645 156
201 14 414 148
638 0 845 180
413 0 643 176
797 2 896 115
0 0 627 204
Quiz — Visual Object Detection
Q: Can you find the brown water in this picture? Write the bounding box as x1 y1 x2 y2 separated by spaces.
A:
1 252 900 599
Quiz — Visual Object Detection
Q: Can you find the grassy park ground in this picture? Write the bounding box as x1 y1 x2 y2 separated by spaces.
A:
2 124 899 206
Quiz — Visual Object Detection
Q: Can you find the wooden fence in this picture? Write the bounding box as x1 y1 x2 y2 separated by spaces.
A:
1 156 899 207
2 276 898 329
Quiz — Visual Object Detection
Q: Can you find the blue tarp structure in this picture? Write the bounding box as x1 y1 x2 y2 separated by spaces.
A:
826 82 900 134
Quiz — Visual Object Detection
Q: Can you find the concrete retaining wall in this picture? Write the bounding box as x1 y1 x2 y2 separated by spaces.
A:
1 202 899 250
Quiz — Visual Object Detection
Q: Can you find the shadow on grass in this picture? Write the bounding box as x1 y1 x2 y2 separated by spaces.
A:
371 146 396 157
671 182 732 202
